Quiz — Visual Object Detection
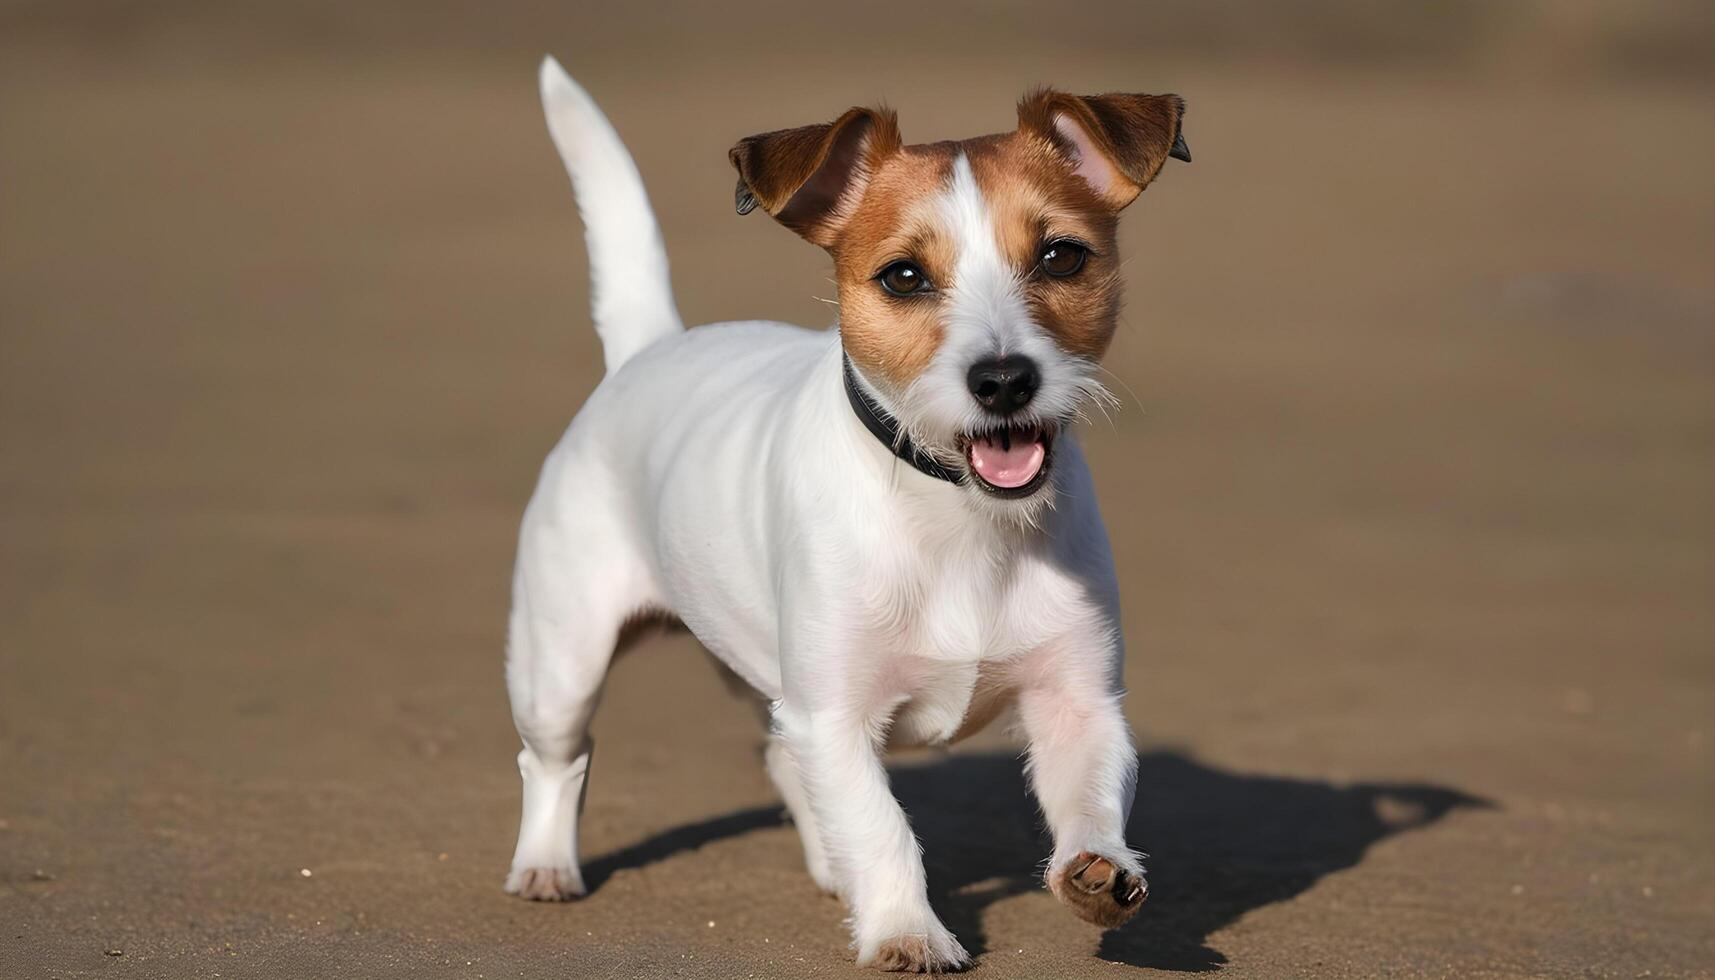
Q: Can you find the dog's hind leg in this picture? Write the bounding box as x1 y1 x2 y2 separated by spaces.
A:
502 464 657 901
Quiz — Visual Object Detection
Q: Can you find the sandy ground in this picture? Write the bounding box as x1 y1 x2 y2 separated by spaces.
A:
2 4 1712 978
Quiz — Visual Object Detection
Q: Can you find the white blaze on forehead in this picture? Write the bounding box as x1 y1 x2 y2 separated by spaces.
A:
936 154 1031 353
897 151 1090 477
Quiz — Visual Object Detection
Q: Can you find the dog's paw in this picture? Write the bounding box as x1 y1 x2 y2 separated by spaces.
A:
1047 852 1147 929
503 866 586 901
860 927 971 973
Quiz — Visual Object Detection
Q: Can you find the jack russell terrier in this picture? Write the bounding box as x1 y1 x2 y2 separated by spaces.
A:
505 56 1189 972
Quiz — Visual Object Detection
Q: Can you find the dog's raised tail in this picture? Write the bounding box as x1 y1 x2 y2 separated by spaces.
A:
539 56 683 374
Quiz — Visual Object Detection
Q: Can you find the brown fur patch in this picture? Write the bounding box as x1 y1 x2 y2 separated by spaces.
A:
837 129 1128 382
732 88 1186 388
728 107 902 246
1017 88 1186 208
833 144 958 389
1047 851 1148 929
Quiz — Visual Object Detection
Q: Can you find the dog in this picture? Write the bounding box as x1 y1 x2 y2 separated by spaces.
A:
504 56 1189 972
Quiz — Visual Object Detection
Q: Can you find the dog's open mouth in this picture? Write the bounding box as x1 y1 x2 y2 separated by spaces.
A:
963 423 1054 497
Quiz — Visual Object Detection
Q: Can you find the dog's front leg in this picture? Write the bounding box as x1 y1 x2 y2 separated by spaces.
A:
1018 638 1148 930
777 703 970 973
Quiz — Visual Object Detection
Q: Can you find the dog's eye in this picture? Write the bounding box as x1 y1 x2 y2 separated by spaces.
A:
876 261 931 297
1039 240 1088 278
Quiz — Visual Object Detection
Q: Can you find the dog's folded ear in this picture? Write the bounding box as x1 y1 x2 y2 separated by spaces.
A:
1018 89 1188 209
729 107 900 247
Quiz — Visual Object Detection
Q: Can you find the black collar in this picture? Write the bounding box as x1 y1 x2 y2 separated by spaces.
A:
842 357 964 486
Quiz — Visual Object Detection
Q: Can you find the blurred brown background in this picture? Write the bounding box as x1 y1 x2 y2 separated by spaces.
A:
2 2 1712 977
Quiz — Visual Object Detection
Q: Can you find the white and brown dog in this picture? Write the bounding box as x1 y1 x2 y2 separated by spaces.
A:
505 56 1189 972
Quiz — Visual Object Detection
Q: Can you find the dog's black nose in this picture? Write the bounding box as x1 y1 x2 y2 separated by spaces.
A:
967 356 1040 414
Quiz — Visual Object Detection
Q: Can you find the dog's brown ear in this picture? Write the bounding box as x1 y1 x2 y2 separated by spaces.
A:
1018 89 1188 209
728 107 900 247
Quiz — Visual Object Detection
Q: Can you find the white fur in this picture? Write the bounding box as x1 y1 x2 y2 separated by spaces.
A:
539 57 682 371
505 59 1143 969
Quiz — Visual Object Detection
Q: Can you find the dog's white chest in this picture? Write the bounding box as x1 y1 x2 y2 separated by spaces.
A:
874 550 1037 746
910 559 1011 662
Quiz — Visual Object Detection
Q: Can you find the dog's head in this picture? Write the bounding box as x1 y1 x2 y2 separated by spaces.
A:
731 89 1187 511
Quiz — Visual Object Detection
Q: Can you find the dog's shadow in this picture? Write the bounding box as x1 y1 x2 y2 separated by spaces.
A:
896 751 1485 970
583 749 1486 972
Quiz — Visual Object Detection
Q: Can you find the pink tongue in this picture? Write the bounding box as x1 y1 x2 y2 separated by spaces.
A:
968 434 1045 489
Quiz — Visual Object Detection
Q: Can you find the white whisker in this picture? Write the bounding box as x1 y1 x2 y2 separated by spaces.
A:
1092 364 1144 417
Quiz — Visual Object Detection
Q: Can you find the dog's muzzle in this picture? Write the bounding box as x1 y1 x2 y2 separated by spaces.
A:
844 356 1057 498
